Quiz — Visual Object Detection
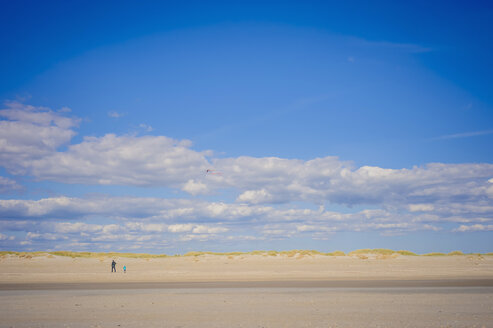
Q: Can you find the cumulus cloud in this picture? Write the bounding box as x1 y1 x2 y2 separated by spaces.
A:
0 195 460 243
0 193 486 251
199 156 493 210
0 197 246 221
1 196 491 231
0 101 80 174
51 220 227 236
229 161 493 207
0 218 230 251
182 179 209 195
237 189 277 204
0 103 211 186
0 102 492 252
51 220 228 247
1 102 492 213
27 134 211 186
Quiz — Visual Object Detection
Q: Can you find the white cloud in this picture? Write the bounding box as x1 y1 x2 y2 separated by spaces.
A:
0 102 79 174
179 234 216 242
0 196 203 220
10 219 230 248
54 222 166 235
454 224 493 232
237 189 276 204
212 157 493 208
0 102 78 129
28 134 210 186
167 224 227 234
226 235 260 241
182 179 209 195
0 102 492 251
409 204 435 212
1 103 492 214
1 196 491 233
262 229 288 235
192 225 228 234
167 224 194 233
0 195 487 251
296 225 336 233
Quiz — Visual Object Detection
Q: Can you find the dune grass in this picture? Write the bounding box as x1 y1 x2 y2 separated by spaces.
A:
326 250 346 256
0 251 47 258
396 250 418 256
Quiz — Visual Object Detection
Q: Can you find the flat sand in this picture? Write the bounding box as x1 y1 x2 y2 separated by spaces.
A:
1 254 492 327
1 253 492 283
2 287 493 327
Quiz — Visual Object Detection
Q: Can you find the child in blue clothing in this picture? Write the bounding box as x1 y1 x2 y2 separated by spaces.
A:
123 265 126 273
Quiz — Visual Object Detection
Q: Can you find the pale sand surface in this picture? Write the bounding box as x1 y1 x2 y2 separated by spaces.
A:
1 254 492 327
1 254 492 283
1 287 492 327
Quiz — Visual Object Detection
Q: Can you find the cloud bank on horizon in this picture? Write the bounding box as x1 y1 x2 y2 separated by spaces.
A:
0 102 492 253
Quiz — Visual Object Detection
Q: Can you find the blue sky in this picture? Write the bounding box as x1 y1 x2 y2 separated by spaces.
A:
0 0 492 254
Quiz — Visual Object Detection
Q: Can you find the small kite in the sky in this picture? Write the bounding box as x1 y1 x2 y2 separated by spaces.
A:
206 169 222 175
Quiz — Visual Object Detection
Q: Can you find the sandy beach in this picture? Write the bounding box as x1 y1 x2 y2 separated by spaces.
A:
1 253 492 283
1 253 492 327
